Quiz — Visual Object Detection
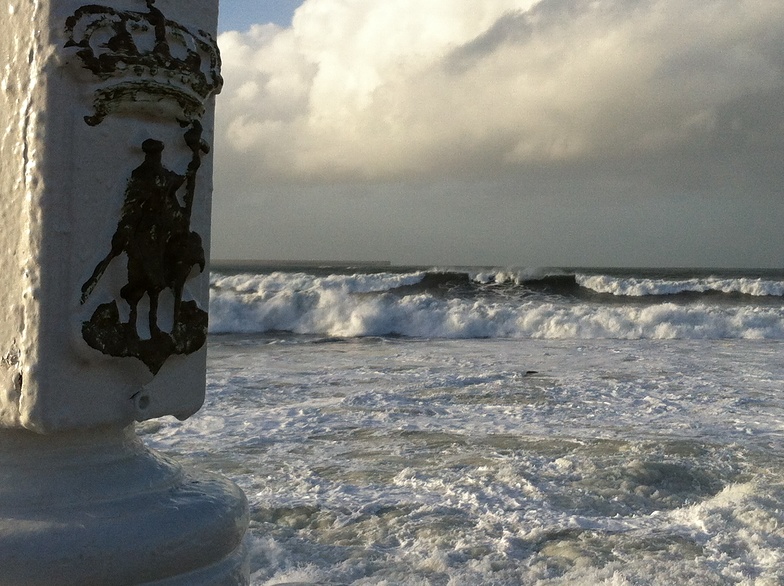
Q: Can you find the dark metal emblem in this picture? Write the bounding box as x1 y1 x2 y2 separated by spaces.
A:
66 1 221 374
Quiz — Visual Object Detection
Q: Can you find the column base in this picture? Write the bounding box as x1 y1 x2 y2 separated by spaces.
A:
0 426 249 585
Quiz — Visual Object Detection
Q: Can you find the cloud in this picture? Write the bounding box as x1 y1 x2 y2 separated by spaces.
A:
214 0 784 189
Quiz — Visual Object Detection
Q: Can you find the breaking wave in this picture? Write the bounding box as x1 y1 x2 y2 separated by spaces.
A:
208 268 784 340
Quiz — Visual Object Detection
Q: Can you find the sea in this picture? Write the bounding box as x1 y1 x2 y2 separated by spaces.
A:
141 264 784 585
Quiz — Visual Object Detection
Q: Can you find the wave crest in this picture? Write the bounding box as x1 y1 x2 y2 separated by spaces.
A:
208 269 784 339
577 274 784 298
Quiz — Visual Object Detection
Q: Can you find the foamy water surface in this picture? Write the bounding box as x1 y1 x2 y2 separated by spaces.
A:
143 334 784 585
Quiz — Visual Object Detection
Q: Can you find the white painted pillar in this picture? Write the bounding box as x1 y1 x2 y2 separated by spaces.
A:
0 1 249 583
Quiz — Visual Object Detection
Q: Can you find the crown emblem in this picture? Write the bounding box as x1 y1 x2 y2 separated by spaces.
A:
65 1 223 125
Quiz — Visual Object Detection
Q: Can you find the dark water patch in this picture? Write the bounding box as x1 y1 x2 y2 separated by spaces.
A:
535 528 619 572
527 528 707 577
547 454 744 517
387 271 473 297
254 504 328 531
451 388 551 406
520 274 582 295
621 532 706 560
481 434 592 456
397 430 471 448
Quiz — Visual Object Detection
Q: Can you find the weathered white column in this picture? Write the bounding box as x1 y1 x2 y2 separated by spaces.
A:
0 1 249 583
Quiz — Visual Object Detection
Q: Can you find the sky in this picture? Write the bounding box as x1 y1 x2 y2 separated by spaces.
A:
212 0 784 268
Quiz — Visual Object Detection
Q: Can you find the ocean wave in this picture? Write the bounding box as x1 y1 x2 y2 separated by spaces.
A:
208 275 784 340
577 274 784 298
211 268 784 305
211 270 428 295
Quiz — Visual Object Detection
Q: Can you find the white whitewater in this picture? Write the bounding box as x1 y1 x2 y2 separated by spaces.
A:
144 333 784 584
